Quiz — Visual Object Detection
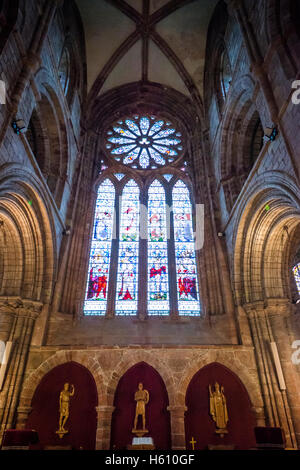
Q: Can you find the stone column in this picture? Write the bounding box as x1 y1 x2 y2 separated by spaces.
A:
266 298 300 448
15 406 32 430
95 405 115 450
167 405 187 450
251 406 266 427
0 298 42 442
244 301 297 448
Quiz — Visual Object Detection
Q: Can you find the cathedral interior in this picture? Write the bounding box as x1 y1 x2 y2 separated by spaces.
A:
0 0 300 451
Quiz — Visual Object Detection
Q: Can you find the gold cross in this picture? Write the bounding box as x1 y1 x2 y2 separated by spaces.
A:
190 437 196 450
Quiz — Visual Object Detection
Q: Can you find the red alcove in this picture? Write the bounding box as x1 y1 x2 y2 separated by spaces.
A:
110 362 171 450
26 361 98 450
185 362 256 450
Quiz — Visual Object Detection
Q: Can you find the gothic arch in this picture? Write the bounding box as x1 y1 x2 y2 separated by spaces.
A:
218 77 264 214
232 172 300 305
184 361 257 449
178 356 263 410
31 69 69 208
19 352 105 411
0 164 55 303
110 360 171 450
105 356 177 408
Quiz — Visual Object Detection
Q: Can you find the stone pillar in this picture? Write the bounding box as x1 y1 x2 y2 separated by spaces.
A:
251 406 266 427
15 406 32 430
0 298 42 442
244 301 297 449
167 405 187 450
95 405 115 450
266 299 300 448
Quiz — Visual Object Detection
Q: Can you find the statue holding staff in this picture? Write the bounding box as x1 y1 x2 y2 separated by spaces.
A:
209 382 229 437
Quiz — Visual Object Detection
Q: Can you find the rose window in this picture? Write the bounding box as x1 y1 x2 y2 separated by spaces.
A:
105 116 183 169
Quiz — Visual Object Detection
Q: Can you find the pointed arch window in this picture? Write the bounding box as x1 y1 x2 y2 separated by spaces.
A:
84 179 115 315
148 180 170 315
83 172 201 317
173 181 201 315
293 263 300 296
115 180 140 315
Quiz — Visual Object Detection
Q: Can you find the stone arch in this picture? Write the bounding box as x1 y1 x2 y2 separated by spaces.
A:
25 359 99 449
19 351 106 411
178 355 263 411
184 361 257 449
0 164 55 303
105 354 177 408
232 172 300 305
30 69 69 208
218 77 264 214
110 360 171 450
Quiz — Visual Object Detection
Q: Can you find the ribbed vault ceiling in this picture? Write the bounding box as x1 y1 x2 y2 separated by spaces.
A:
76 0 219 105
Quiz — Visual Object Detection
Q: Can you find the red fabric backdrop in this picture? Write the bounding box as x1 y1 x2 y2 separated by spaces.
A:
26 361 98 450
110 362 171 450
185 362 256 450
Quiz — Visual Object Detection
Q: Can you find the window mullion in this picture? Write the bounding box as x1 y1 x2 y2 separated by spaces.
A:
166 187 179 318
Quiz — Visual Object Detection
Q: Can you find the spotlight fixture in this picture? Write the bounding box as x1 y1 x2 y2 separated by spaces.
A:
264 126 278 142
12 119 27 135
63 226 71 236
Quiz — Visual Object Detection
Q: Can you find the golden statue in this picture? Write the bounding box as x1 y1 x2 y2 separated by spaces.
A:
209 382 229 437
56 383 75 439
132 382 149 437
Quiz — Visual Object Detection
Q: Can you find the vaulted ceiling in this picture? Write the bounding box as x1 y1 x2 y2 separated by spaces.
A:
76 0 219 107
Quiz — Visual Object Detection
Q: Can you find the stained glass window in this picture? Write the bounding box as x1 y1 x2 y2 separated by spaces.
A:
173 180 201 316
148 180 169 315
106 116 183 169
84 179 115 315
293 263 300 295
115 180 140 315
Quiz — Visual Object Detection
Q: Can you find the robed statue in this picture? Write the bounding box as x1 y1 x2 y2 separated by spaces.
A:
56 383 75 438
132 382 149 437
209 382 229 437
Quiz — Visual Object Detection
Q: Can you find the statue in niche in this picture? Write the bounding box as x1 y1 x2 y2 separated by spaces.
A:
56 383 75 439
209 382 229 437
132 382 149 437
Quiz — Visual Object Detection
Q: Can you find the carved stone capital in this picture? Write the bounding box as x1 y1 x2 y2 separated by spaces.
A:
0 297 43 320
167 405 187 415
95 405 115 415
17 405 32 415
243 301 265 317
265 298 292 317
